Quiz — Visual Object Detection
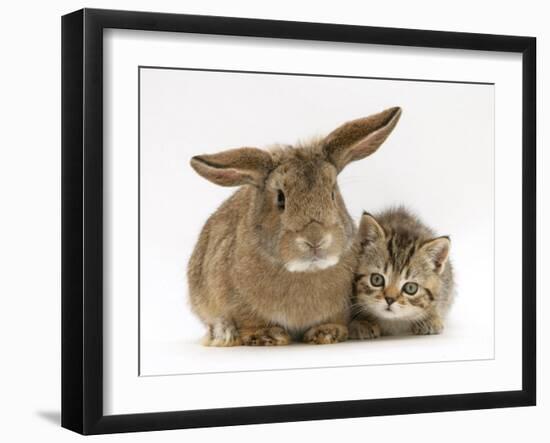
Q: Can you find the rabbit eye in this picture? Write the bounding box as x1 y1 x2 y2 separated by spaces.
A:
277 190 285 210
331 190 335 201
370 273 385 287
402 282 419 295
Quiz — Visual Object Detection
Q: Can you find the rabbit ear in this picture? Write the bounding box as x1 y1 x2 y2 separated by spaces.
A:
324 107 402 172
358 212 386 245
190 147 273 187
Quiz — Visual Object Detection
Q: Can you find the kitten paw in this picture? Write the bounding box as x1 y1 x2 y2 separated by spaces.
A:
349 319 381 339
241 326 291 346
303 323 348 344
412 318 444 335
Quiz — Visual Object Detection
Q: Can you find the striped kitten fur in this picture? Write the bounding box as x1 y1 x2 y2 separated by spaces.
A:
350 207 454 338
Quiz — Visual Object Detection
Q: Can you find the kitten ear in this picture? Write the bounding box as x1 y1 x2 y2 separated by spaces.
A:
359 212 386 245
420 236 451 274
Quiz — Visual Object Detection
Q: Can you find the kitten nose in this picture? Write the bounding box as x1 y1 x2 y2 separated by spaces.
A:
385 296 396 306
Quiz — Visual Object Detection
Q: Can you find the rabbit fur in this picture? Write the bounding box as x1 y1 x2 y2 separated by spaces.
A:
188 107 402 346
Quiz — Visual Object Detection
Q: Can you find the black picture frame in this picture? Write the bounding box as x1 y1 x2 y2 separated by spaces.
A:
62 8 536 435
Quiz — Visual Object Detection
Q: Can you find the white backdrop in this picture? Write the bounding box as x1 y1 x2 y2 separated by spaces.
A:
139 67 495 375
0 1 546 442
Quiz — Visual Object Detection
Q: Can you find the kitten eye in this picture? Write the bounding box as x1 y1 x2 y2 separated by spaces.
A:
402 282 419 295
277 190 285 210
370 273 385 287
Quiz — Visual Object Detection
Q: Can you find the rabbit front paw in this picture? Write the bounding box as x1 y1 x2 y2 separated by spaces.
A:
349 319 381 339
241 326 291 346
303 323 348 344
203 319 242 347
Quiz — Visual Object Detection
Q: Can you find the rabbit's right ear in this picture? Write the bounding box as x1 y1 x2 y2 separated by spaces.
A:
190 147 273 187
324 107 402 172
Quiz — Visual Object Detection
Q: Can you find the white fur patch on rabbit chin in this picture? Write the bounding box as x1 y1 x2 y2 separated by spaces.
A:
285 256 339 273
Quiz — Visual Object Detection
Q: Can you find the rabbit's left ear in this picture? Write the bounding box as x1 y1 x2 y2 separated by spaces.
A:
324 107 402 172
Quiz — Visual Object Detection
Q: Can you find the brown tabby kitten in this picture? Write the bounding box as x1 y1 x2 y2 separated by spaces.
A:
350 207 454 338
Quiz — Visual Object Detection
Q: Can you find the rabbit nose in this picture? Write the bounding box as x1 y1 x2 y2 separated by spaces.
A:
385 296 396 306
297 234 332 252
305 242 322 256
304 240 321 250
312 234 332 250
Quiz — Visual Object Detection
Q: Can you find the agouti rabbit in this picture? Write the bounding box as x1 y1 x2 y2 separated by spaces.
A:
188 107 402 346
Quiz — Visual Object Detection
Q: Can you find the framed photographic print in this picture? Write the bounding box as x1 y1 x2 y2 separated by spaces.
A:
61 8 536 435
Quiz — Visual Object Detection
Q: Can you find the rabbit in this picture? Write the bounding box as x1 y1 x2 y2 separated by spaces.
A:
188 107 402 346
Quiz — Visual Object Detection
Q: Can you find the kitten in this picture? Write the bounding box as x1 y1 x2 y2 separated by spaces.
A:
350 207 454 338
